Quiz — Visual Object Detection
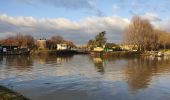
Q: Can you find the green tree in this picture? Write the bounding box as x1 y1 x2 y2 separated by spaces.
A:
95 31 107 47
87 39 95 50
87 31 107 50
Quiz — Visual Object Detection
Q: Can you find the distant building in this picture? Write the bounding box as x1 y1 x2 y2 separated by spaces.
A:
37 39 46 50
56 44 71 50
93 47 104 52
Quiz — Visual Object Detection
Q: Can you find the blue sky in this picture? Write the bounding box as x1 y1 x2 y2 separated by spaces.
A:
0 0 170 44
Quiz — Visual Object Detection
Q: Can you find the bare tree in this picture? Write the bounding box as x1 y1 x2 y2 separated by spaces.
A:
50 35 64 44
123 16 154 51
25 35 35 49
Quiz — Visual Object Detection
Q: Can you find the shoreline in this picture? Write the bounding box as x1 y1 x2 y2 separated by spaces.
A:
0 86 29 100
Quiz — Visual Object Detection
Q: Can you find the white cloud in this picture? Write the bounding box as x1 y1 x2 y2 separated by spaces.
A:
155 18 170 32
1 13 170 44
0 14 130 44
141 12 161 21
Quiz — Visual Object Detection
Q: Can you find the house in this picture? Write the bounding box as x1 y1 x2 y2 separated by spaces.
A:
56 44 71 50
93 47 104 52
36 39 47 50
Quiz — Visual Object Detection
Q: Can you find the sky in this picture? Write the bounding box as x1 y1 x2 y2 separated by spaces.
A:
0 0 170 44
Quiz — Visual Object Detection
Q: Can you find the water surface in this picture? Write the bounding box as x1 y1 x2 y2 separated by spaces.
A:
0 55 170 100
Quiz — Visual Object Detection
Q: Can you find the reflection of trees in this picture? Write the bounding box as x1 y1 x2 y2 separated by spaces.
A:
90 56 105 74
33 54 74 65
2 55 74 72
89 56 135 74
125 57 170 91
4 55 33 71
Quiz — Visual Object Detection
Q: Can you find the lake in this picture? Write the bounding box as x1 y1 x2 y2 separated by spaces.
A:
0 54 170 100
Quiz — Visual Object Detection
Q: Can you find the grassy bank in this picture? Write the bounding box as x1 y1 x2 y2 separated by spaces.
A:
91 51 140 57
0 86 29 100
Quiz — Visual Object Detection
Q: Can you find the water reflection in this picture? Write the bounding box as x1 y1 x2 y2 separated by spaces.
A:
0 55 170 100
0 55 74 69
90 56 105 74
0 55 33 71
124 56 170 91
90 55 170 92
33 54 74 65
0 55 74 79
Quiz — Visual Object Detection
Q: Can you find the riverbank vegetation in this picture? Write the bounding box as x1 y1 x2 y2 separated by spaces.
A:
0 34 75 50
86 15 170 57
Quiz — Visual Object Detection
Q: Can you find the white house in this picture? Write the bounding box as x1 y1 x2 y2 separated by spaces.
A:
57 44 70 50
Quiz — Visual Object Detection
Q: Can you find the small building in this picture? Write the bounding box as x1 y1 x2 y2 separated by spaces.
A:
36 39 46 50
93 47 104 52
56 44 71 50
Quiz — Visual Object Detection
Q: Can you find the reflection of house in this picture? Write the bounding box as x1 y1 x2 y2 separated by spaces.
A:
37 39 46 50
57 44 71 50
120 45 138 51
93 57 105 74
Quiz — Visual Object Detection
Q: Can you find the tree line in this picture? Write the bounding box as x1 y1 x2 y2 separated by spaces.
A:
123 16 170 51
0 34 75 50
0 34 34 49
